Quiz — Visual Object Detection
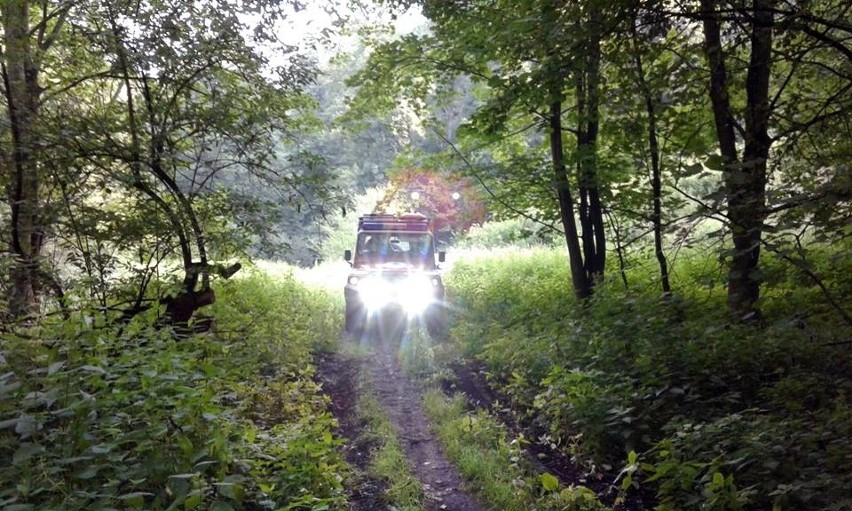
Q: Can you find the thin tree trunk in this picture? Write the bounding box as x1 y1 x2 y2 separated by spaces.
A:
110 19 195 280
575 17 606 286
605 209 629 289
732 0 773 317
140 77 209 292
585 21 606 280
3 0 42 318
630 15 671 295
700 0 738 164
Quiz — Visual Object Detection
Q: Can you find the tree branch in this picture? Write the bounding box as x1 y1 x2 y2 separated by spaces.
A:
431 128 564 236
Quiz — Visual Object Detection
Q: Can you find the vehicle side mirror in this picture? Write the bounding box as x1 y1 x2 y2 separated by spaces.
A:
344 249 352 262
438 251 446 263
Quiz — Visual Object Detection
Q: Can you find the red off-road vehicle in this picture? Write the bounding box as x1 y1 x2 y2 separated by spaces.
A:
344 213 447 340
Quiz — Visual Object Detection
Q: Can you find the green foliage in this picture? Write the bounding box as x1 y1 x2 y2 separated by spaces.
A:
536 484 609 511
0 272 346 510
446 247 852 509
317 187 388 263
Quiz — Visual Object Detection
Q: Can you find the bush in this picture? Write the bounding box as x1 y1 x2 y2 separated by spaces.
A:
458 218 560 249
636 402 852 510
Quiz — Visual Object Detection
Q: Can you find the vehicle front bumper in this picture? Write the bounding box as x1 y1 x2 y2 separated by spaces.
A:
344 272 444 317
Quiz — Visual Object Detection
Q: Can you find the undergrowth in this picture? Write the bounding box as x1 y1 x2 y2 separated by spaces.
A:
422 389 609 511
0 270 347 510
445 245 852 510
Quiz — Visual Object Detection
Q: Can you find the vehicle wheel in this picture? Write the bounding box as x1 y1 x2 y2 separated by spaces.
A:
425 304 448 341
345 303 364 336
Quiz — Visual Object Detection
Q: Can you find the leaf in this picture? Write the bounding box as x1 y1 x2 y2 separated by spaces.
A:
56 456 93 466
90 443 112 454
48 361 65 376
14 414 39 439
215 482 244 502
0 380 21 397
81 365 107 374
76 465 101 479
704 154 726 171
210 501 235 511
13 443 45 465
119 492 155 506
184 493 203 510
680 162 704 177
540 472 559 492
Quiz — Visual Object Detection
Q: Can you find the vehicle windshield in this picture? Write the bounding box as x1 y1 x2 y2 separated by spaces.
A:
355 232 435 266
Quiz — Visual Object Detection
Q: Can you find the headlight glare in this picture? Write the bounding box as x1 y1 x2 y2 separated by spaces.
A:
358 278 390 311
354 274 436 315
399 276 434 314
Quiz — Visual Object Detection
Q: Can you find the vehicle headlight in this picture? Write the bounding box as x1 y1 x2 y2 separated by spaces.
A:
399 276 434 314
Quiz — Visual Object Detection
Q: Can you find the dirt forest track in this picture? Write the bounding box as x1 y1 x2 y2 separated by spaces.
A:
317 335 484 511
316 332 652 511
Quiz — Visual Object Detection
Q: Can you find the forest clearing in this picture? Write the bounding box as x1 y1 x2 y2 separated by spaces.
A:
1 0 850 509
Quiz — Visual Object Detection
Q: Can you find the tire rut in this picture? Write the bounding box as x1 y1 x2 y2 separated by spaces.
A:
315 351 388 511
445 360 653 510
367 347 484 511
317 344 484 511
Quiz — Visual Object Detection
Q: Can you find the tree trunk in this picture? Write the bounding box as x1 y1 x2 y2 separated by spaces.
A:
729 0 772 317
110 16 208 299
3 0 42 318
701 0 773 318
576 20 606 286
140 77 209 293
549 100 591 299
700 0 739 165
